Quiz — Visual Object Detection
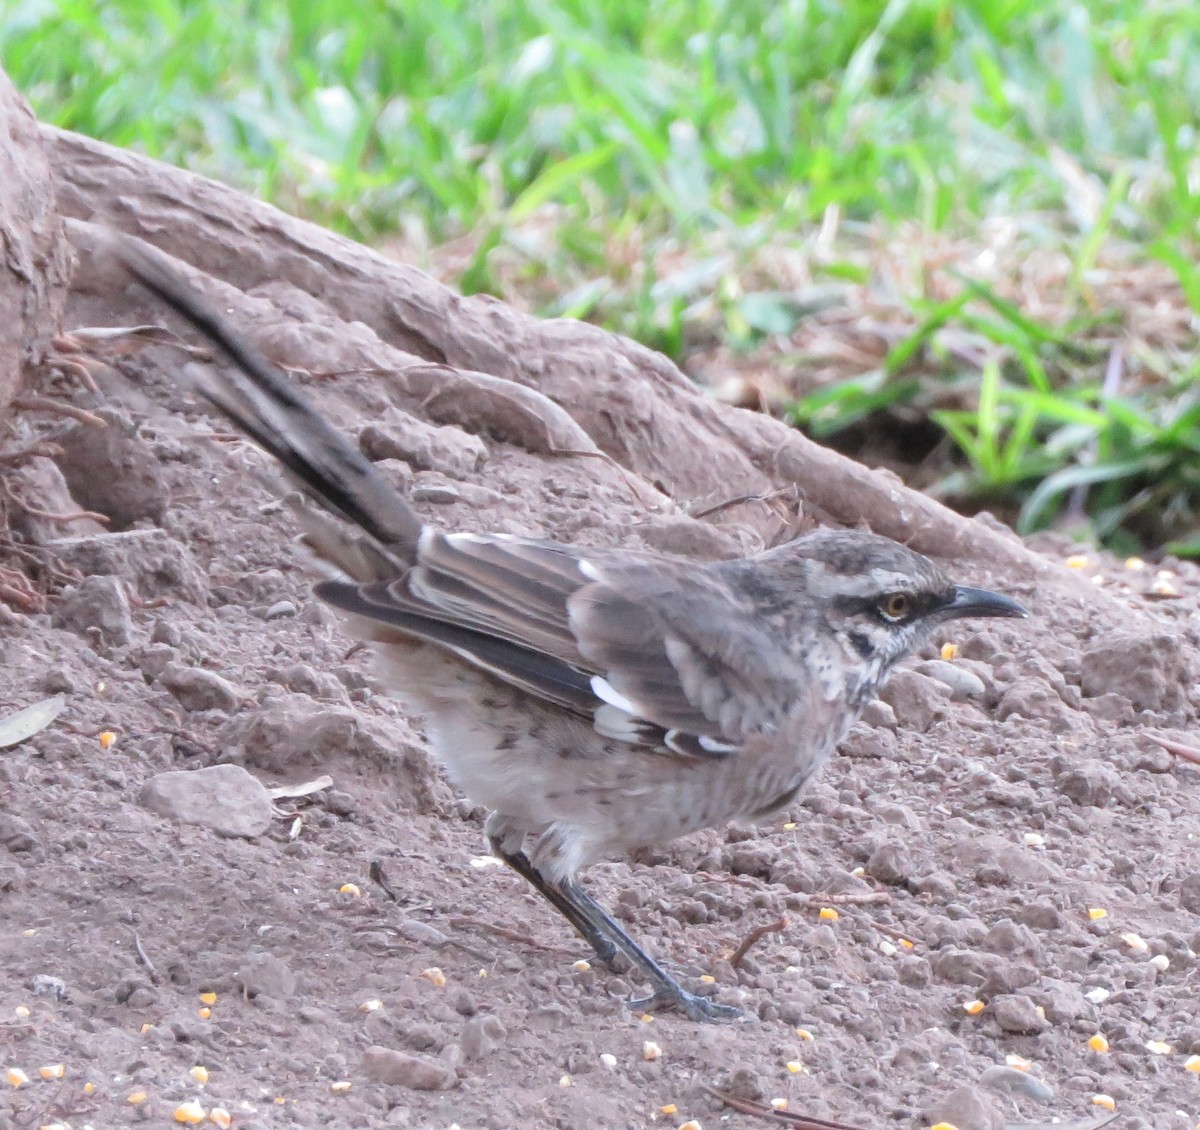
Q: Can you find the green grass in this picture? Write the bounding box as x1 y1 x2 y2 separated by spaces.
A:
6 0 1200 551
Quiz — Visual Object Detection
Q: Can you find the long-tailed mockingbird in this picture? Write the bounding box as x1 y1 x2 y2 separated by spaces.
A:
116 238 1027 1022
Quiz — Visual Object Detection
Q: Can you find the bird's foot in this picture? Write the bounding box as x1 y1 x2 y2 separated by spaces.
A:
628 986 742 1023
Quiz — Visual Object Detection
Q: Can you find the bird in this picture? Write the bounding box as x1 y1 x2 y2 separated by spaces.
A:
115 236 1027 1022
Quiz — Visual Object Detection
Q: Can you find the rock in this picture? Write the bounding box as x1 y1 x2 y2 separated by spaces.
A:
236 952 297 1000
48 529 207 603
359 408 487 479
51 575 133 646
877 669 949 732
991 993 1048 1034
160 665 242 713
928 948 1003 986
459 1015 506 1060
995 677 1076 727
263 599 298 620
1179 872 1200 915
840 724 897 759
865 842 913 886
7 456 106 543
859 699 897 729
979 1065 1054 1102
0 813 38 853
1081 630 1189 711
361 1046 457 1090
914 659 986 700
1054 760 1120 807
140 764 272 838
29 974 68 1000
982 919 1040 962
924 1083 1004 1130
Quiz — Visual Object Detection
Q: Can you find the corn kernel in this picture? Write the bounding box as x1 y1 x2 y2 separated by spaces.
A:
770 1098 788 1110
795 1028 814 1041
660 1103 678 1115
1150 954 1170 972
640 1013 654 1023
643 1041 662 1061
1085 987 1110 1004
38 1064 65 1080
99 730 117 749
600 1053 617 1069
898 938 914 949
1124 556 1146 571
558 1074 572 1087
1184 1054 1200 1073
190 1066 208 1085
140 1022 155 1034
1087 907 1107 920
572 960 591 972
929 1124 961 1130
939 642 959 660
6 1068 30 1088
879 940 897 956
818 907 839 921
209 1110 232 1129
14 1006 30 1019
128 1091 148 1104
1122 932 1148 952
1145 1040 1172 1055
1091 1094 1115 1111
330 1081 352 1093
338 883 361 896
1065 554 1091 569
198 992 217 1005
786 1060 803 1073
175 1099 207 1123
1023 832 1044 847
84 1082 96 1094
359 999 383 1012
1005 1054 1032 1071
420 967 446 987
1088 1034 1109 1052
679 1122 702 1130
699 974 716 984
962 999 985 1016
197 1007 211 1019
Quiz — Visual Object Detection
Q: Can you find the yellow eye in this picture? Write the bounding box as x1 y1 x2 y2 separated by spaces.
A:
881 593 912 621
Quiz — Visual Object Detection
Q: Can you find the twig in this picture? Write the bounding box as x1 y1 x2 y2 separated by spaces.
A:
787 891 892 907
1145 733 1200 767
729 916 788 968
701 1083 866 1129
447 915 573 955
691 487 793 521
132 931 157 977
11 394 108 427
867 919 919 945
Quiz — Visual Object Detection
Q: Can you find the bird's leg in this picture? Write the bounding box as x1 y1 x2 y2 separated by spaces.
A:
490 833 739 1022
489 838 620 967
557 876 742 1023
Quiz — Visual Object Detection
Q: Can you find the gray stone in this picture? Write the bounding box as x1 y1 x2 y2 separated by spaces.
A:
1179 872 1200 915
140 764 272 838
878 669 949 732
1081 630 1189 711
924 1083 1004 1130
991 993 1049 1034
459 1014 506 1060
1054 760 1120 807
51 575 133 646
359 408 487 479
865 843 913 886
914 659 986 700
263 599 298 620
7 456 106 544
361 1046 457 1090
49 528 207 603
161 665 241 713
236 952 297 1000
979 1065 1054 1102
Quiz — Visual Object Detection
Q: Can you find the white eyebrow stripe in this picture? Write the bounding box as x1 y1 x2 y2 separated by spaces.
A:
590 675 638 715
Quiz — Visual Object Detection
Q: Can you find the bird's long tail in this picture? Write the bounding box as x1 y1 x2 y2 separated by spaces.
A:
115 236 424 572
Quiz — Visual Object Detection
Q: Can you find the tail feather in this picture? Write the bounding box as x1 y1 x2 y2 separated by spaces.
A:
115 236 424 564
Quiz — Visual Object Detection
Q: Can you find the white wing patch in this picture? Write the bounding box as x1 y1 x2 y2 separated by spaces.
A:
590 674 638 714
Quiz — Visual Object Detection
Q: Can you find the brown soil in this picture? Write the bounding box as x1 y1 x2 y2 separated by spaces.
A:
0 130 1198 1130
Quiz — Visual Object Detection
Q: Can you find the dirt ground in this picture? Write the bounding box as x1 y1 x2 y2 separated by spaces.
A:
2 337 1200 1130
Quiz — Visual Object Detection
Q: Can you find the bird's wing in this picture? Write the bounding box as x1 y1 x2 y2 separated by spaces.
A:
319 532 814 758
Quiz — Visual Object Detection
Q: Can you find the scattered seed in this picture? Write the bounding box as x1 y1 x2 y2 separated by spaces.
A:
1145 1040 1172 1055
558 1074 572 1087
1065 554 1091 569
599 1053 617 1069
770 1098 788 1110
963 1000 985 1016
1005 1054 1032 1071
209 1110 232 1129
1085 987 1111 1004
660 1103 678 1115
1124 556 1146 571
818 907 839 921
643 1041 663 1061
1150 954 1170 973
940 642 959 660
572 960 591 972
1184 1055 1200 1074
420 967 446 987
38 1064 65 1080
359 999 383 1012
699 974 716 984
879 940 897 957
190 1066 208 1085
99 730 117 749
678 1121 702 1130
128 1091 148 1104
174 1099 207 1123
786 1060 803 1073
197 1007 212 1019
640 1013 654 1024
198 992 217 1005
83 1082 96 1094
1092 1094 1115 1111
330 1081 352 1093
1122 932 1148 952
1088 1034 1109 1052
13 1006 30 1019
795 1028 814 1041
1087 907 1107 920
338 883 361 897
6 1068 30 1088
930 1123 961 1130
1023 832 1045 847
140 1022 155 1034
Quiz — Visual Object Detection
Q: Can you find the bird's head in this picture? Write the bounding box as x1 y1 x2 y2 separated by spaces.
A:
757 528 1027 677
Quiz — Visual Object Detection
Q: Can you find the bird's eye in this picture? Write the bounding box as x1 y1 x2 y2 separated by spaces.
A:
880 593 912 621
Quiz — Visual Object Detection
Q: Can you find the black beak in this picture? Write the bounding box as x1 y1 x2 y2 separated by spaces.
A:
942 585 1028 620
